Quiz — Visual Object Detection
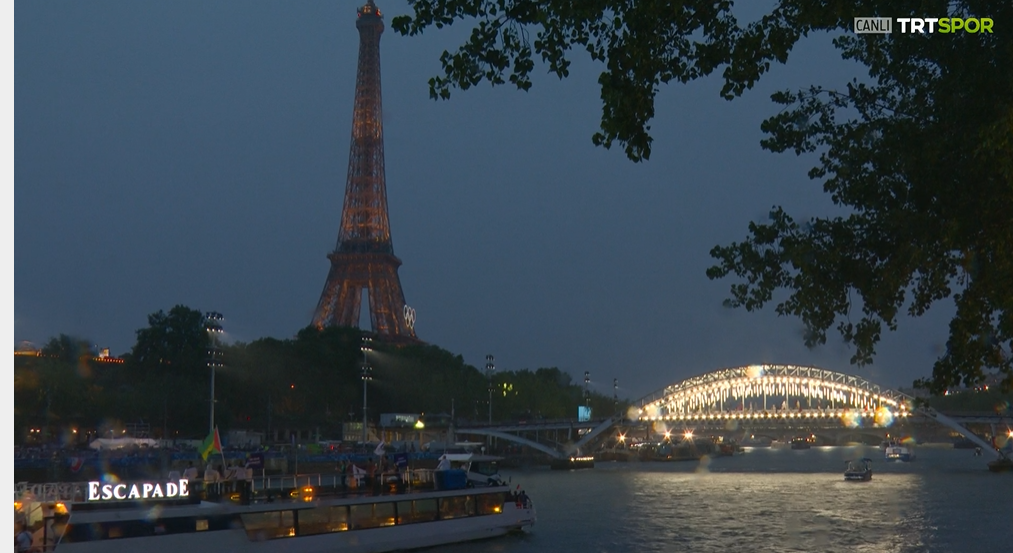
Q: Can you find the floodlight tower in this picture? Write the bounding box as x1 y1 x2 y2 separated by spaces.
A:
361 336 373 443
204 312 225 434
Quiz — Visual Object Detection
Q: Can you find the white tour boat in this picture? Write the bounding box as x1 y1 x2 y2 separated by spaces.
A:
15 470 536 553
884 443 916 462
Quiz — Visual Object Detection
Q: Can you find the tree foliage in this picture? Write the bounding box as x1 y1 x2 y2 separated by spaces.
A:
16 313 619 441
129 305 211 379
392 0 1013 391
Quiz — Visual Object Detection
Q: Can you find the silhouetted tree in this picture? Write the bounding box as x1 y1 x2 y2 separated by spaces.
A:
392 1 1013 392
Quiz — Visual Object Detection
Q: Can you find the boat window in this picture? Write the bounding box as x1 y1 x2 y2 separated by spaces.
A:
349 502 396 530
298 505 350 535
62 515 238 542
439 495 475 520
396 499 438 524
241 510 295 540
476 493 505 515
471 461 499 476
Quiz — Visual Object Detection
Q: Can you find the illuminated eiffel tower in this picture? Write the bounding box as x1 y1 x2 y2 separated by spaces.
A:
312 1 417 341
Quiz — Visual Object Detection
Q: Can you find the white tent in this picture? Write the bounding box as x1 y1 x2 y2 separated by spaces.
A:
88 437 160 450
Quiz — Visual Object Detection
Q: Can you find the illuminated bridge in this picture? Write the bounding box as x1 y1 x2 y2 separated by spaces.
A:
636 364 914 429
458 364 1005 459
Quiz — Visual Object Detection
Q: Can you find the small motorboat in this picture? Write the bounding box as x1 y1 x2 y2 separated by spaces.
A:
987 456 1013 473
844 458 873 481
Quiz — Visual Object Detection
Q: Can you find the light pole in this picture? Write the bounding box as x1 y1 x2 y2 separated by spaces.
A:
361 336 373 443
613 378 618 416
485 355 495 424
204 312 225 435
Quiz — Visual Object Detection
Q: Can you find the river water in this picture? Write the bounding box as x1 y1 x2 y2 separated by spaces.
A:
445 446 1010 553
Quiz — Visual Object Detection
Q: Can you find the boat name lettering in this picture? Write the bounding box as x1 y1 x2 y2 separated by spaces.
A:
87 479 189 501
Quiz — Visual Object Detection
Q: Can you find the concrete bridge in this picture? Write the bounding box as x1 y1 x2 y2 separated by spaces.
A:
457 364 1010 459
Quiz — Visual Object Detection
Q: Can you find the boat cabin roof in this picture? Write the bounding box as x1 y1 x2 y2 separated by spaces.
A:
440 453 503 463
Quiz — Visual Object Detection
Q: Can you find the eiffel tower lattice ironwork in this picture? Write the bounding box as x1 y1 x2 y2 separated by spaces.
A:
312 1 417 341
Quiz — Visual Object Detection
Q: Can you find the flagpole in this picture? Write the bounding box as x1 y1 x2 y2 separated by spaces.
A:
218 427 227 470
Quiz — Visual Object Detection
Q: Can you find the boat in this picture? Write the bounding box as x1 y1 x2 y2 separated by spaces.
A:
884 444 916 462
15 470 536 553
987 456 1013 473
549 455 595 470
715 443 737 457
739 436 772 448
844 458 873 481
790 436 814 450
437 453 509 486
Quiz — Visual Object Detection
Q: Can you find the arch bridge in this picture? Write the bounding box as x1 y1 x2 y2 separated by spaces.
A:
459 364 1004 459
637 364 913 426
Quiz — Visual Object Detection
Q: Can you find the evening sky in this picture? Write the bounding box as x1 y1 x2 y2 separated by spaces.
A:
14 1 953 399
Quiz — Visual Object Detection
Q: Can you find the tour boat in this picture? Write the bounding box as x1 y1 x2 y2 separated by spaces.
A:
790 436 814 450
549 455 595 470
884 444 916 462
16 471 536 553
844 458 873 481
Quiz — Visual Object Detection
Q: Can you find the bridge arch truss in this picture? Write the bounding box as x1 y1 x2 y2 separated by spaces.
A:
636 364 913 423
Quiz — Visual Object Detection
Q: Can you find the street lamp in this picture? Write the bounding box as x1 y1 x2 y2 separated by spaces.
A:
361 336 373 443
485 355 495 424
204 312 225 435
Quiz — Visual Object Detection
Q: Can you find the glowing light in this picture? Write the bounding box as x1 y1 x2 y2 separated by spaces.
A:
683 431 694 440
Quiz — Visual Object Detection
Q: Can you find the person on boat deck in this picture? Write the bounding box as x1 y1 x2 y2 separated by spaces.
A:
183 461 199 481
436 454 451 471
204 463 221 483
15 522 33 553
338 459 349 488
228 461 243 481
367 459 379 495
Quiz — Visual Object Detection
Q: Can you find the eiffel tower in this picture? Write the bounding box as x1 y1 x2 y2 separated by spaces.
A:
312 1 417 341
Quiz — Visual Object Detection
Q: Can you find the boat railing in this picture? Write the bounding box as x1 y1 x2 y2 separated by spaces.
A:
254 473 325 492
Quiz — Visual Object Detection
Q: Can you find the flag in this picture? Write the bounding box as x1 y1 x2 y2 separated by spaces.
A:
393 452 408 469
200 427 222 461
373 441 386 456
68 457 85 473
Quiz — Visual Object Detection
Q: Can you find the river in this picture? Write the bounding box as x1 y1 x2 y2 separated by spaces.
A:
445 446 1010 553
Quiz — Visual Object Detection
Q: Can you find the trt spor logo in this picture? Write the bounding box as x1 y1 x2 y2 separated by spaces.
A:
854 17 994 34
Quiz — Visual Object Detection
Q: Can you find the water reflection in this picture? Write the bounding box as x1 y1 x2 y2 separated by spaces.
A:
440 447 1009 553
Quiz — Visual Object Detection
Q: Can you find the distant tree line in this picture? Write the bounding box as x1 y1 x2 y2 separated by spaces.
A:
14 305 625 443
